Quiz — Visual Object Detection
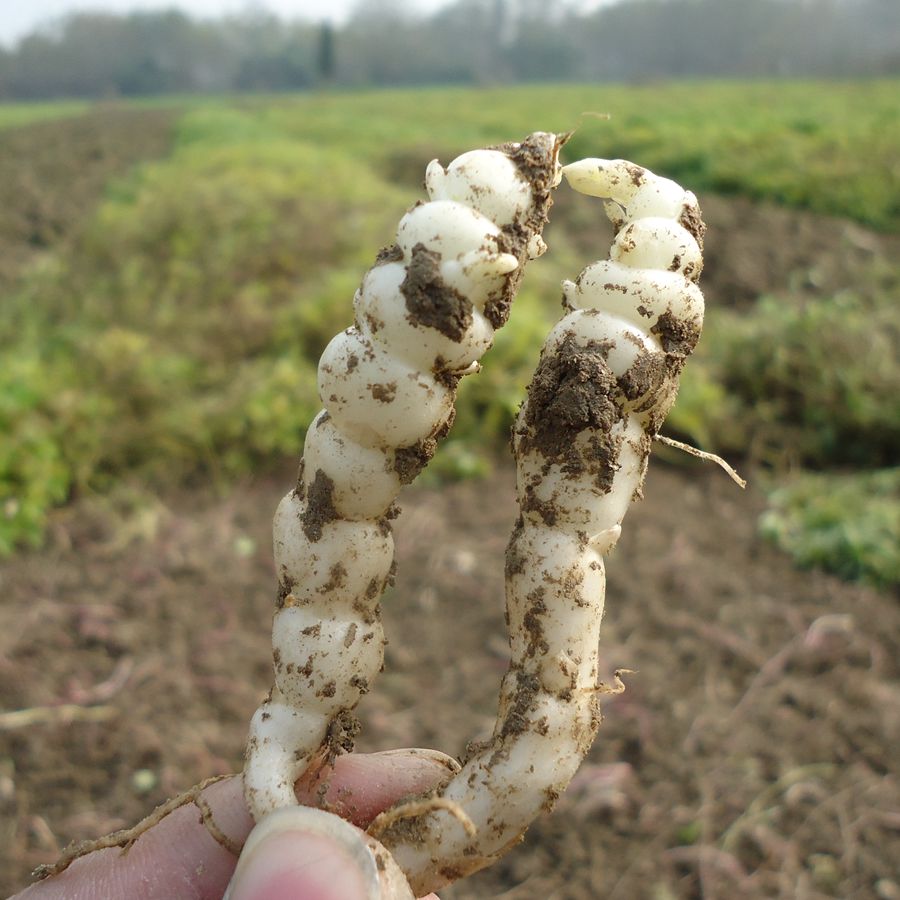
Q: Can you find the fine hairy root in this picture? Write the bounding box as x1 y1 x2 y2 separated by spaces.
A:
242 133 565 821
656 434 747 488
368 797 477 841
32 774 234 880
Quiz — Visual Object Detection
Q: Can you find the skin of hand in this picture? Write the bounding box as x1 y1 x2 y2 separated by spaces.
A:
12 750 446 900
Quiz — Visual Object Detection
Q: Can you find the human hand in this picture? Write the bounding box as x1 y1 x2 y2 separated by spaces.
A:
12 750 448 899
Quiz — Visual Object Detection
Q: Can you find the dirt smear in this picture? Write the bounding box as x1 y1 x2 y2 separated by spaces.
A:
300 469 338 542
401 243 473 342
519 333 623 494
484 132 562 329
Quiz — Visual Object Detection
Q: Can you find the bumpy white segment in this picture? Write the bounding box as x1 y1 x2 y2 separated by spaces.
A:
319 327 454 449
563 156 688 218
426 150 534 227
564 260 704 327
354 263 495 373
243 134 563 823
302 412 401 521
376 158 706 896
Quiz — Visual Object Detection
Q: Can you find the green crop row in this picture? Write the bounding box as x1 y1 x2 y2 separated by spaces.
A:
0 108 409 551
237 80 900 230
0 99 88 130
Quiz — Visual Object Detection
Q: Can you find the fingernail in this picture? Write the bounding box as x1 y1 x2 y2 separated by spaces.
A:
224 807 380 900
376 747 461 773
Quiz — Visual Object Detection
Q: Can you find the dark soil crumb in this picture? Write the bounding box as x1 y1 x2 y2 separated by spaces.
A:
498 671 541 741
276 575 296 609
519 333 623 494
652 309 702 361
300 469 338 542
375 243 404 265
433 365 463 392
504 518 528 578
520 485 559 527
394 439 438 485
321 563 347 594
618 348 668 403
679 201 707 251
623 162 646 188
322 710 361 766
369 381 398 403
521 334 618 461
401 242 473 342
522 589 549 659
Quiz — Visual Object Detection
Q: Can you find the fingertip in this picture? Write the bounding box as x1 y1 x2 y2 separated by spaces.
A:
224 807 413 900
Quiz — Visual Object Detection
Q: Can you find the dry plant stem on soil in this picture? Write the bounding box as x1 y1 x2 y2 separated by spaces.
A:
371 158 707 895
243 133 565 819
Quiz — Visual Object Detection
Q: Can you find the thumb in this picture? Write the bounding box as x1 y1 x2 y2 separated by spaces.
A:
224 806 414 900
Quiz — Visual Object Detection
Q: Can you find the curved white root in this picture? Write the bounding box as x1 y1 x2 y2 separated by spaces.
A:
243 134 565 820
375 158 706 896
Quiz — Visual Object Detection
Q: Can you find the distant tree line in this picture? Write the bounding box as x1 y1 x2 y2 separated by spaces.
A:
0 0 897 100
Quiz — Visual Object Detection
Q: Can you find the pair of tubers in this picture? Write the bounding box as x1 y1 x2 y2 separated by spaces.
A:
243 132 707 897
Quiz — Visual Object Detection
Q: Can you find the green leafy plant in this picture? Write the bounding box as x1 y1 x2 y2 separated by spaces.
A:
760 469 900 588
677 288 899 468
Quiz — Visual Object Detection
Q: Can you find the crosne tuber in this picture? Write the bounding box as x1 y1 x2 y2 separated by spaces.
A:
371 158 706 894
242 133 565 821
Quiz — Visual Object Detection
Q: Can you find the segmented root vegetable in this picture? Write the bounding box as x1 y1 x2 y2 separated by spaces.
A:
374 158 706 895
243 133 565 821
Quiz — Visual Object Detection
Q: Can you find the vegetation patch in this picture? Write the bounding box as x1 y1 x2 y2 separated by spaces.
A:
761 468 900 588
0 107 408 552
671 285 900 468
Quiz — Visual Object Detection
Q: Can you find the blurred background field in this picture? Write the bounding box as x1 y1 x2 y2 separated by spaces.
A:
2 79 898 583
0 1 899 897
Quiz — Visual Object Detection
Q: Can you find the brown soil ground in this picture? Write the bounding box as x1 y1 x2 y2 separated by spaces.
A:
1 127 899 898
2 460 898 899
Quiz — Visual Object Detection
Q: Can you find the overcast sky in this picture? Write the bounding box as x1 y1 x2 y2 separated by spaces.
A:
1 0 614 48
0 0 444 47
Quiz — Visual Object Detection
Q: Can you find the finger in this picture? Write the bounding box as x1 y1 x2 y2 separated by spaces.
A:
14 749 455 900
296 747 459 828
223 807 414 900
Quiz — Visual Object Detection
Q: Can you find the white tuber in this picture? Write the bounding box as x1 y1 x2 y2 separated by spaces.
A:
372 157 706 895
243 133 564 822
